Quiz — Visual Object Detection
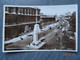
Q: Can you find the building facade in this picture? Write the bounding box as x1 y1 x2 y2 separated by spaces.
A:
41 15 56 27
5 7 41 41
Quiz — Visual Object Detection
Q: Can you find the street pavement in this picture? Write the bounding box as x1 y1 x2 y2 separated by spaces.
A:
5 26 63 50
4 20 76 51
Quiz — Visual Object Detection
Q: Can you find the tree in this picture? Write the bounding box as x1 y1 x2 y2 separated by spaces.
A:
69 12 76 32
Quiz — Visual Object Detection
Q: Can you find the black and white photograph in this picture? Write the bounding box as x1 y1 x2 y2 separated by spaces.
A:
3 5 78 52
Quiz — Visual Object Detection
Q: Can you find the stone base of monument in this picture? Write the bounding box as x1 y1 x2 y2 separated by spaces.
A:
27 41 46 49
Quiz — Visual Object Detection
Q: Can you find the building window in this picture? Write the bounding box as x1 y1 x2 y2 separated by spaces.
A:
18 8 20 14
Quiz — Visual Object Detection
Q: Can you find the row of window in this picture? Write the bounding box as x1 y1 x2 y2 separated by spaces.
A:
5 7 40 15
5 14 40 25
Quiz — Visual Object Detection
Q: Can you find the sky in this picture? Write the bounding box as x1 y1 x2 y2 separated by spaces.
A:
6 4 77 15
29 4 77 15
